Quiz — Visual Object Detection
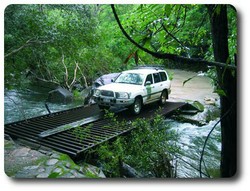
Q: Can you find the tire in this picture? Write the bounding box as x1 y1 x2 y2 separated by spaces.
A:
98 105 110 110
129 97 142 115
158 90 168 106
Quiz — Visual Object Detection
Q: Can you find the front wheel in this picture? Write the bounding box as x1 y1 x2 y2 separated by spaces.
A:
129 97 142 115
158 90 168 106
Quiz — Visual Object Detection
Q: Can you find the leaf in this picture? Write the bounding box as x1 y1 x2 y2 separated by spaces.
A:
213 89 227 97
143 37 152 49
158 32 166 44
48 172 60 178
182 75 197 86
192 101 204 112
164 5 172 17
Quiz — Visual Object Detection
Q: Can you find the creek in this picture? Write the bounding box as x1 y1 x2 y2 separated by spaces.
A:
166 118 221 178
4 87 84 124
4 87 221 178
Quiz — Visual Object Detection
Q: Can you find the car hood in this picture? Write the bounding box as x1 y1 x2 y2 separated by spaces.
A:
98 83 142 93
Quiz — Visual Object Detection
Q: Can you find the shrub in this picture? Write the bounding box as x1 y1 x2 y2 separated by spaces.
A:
95 109 180 178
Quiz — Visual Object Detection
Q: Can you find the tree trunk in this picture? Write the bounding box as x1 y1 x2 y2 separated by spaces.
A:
207 5 237 177
112 4 237 177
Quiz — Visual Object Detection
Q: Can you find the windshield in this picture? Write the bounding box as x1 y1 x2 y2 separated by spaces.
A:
115 73 144 85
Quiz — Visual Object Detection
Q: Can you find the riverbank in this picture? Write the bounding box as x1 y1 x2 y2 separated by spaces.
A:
4 138 105 178
168 69 219 105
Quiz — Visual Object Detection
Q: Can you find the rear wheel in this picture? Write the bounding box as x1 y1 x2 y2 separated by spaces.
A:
130 97 142 115
158 90 168 106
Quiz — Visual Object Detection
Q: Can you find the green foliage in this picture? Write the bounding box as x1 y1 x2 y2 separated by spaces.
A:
103 110 127 132
207 168 221 178
213 89 227 97
168 70 174 81
4 4 132 90
97 138 124 177
226 6 237 64
191 101 205 112
71 124 92 144
4 4 237 91
116 4 211 62
95 109 180 177
48 172 61 178
72 90 83 101
85 171 100 178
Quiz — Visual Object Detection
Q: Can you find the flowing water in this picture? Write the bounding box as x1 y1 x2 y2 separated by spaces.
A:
4 88 221 178
166 119 221 178
4 88 84 124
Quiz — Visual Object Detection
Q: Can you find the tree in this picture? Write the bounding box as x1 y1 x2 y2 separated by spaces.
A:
111 4 237 177
4 5 133 90
5 5 98 89
207 5 237 177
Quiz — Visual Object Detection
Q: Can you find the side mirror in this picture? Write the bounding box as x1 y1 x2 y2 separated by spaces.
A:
111 78 114 83
145 81 151 86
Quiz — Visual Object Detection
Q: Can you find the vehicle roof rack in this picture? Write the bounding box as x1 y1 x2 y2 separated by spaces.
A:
133 65 165 70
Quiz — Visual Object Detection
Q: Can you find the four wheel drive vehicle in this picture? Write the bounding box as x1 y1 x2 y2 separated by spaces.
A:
93 67 171 115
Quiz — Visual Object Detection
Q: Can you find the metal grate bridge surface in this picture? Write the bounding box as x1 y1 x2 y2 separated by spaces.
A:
4 102 186 159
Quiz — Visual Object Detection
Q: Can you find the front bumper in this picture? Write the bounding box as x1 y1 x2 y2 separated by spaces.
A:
93 96 134 108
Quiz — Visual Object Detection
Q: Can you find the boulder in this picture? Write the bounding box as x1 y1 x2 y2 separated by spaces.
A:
120 162 142 178
204 97 217 106
80 87 93 105
48 86 73 103
180 101 204 116
72 82 85 92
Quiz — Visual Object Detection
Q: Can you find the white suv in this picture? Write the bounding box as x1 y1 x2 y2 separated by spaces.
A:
93 67 171 115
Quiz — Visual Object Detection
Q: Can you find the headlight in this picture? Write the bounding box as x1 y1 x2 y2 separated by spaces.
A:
116 92 129 99
94 89 101 96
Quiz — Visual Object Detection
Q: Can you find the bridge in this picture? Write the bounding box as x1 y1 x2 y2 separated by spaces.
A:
4 102 187 159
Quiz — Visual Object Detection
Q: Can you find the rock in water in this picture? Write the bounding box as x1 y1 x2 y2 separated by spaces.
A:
48 86 73 103
121 162 142 178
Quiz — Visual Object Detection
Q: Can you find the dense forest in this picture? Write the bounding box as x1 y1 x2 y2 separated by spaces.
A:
4 4 237 177
5 4 236 89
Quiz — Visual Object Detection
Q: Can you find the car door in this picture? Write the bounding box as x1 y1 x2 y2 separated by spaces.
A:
143 74 154 103
159 71 171 91
152 72 162 100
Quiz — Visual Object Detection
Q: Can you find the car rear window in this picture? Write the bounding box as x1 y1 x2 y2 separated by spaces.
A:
160 72 167 81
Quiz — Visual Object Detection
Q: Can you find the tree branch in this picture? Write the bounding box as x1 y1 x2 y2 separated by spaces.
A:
111 4 236 70
27 70 60 86
199 102 235 177
76 64 88 88
62 54 70 89
4 39 33 58
4 38 50 58
161 23 186 49
69 61 79 89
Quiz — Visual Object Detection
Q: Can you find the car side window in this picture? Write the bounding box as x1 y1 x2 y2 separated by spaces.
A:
144 74 153 86
153 73 161 83
160 72 167 81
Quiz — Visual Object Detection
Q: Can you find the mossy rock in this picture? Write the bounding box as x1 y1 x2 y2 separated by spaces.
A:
182 101 204 113
191 101 205 112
